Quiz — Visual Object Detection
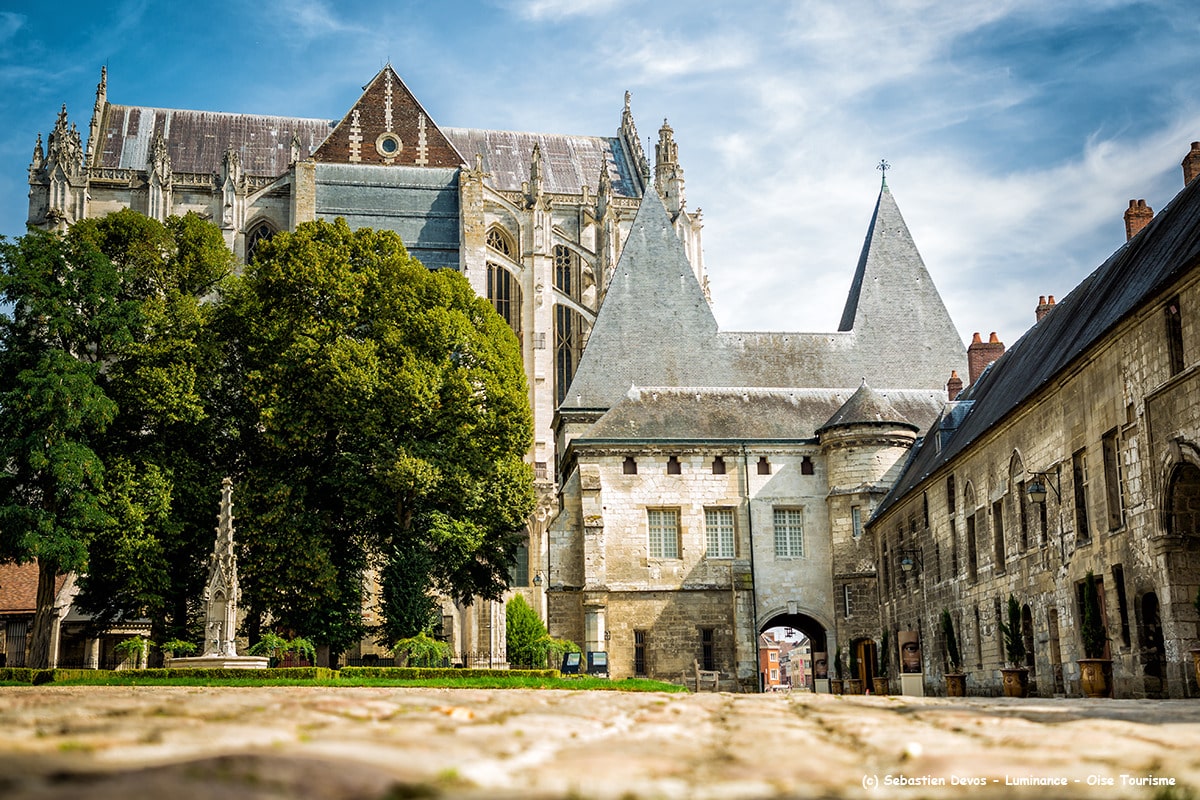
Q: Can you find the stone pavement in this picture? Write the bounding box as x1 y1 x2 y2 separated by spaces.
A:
0 686 1198 800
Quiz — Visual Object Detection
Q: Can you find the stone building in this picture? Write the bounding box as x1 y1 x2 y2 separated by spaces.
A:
25 65 706 666
549 184 967 688
871 143 1200 698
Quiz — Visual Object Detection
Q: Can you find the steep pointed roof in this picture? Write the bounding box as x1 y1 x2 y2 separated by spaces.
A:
839 186 962 337
312 65 464 167
816 380 918 434
561 191 721 409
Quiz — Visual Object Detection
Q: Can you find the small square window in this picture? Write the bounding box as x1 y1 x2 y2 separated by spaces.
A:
712 456 726 475
667 456 681 475
757 456 771 475
623 456 637 475
800 456 814 475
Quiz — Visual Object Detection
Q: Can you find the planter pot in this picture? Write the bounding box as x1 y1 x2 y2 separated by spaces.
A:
872 677 890 696
945 673 966 697
1001 667 1030 698
846 678 864 695
1079 658 1113 698
830 679 844 694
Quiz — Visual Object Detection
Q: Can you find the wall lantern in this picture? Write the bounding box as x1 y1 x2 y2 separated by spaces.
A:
1026 470 1061 504
898 549 922 573
533 572 544 587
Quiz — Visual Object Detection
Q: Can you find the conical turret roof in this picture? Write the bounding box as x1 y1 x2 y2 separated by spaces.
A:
817 379 918 434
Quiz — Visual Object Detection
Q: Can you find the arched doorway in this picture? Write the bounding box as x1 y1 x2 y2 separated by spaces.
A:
1164 461 1200 696
759 613 827 691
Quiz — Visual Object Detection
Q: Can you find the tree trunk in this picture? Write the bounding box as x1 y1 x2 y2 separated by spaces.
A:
26 559 61 669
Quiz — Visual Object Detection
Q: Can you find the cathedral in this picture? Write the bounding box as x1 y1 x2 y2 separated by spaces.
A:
22 64 970 678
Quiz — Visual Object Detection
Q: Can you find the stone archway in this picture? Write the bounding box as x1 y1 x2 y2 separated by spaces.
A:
1162 461 1200 697
1138 592 1168 698
759 613 828 687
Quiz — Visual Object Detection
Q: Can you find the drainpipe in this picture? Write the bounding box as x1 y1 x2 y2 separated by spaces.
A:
742 444 759 684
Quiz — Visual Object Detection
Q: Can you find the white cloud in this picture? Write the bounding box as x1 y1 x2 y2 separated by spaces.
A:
502 0 625 21
0 12 24 45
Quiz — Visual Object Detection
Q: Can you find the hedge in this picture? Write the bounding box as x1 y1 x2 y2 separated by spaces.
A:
339 666 560 680
0 667 334 684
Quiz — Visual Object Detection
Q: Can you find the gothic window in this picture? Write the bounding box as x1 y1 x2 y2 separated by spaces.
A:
487 263 521 339
486 227 514 258
648 508 680 559
992 499 1005 572
555 303 581 405
553 245 580 301
773 507 804 558
1102 428 1125 530
245 220 276 263
705 507 735 558
1167 463 1200 536
1073 448 1091 543
509 536 530 587
1166 296 1184 376
1010 453 1028 552
966 514 978 583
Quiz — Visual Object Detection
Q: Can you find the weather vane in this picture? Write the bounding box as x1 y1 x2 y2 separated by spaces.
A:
877 159 890 188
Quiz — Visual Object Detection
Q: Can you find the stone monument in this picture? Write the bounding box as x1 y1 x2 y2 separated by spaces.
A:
170 477 269 670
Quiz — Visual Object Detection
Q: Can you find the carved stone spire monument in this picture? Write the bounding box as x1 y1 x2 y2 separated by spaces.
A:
170 478 269 669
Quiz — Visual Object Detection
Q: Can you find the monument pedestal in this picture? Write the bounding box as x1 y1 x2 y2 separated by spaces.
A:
900 673 925 696
170 655 269 670
814 678 831 694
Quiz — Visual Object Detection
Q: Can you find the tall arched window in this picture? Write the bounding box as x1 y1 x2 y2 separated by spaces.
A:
486 227 514 258
487 263 521 340
245 220 276 263
1168 463 1200 536
553 245 583 404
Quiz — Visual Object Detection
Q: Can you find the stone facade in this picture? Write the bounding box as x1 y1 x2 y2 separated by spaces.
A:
549 188 965 688
871 149 1200 698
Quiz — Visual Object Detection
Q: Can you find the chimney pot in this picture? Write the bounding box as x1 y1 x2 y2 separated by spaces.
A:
1184 141 1200 186
1124 198 1154 240
947 370 964 401
967 332 1006 386
1036 294 1056 323
988 332 1000 344
1048 295 1055 304
971 332 982 344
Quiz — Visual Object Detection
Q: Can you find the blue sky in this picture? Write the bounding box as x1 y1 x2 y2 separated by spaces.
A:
2 0 1198 349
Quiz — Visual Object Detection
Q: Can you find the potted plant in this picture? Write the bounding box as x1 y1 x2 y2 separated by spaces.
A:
846 646 863 694
113 636 153 670
941 610 966 697
873 631 890 695
1079 571 1112 698
1191 586 1200 690
831 651 845 694
999 594 1030 698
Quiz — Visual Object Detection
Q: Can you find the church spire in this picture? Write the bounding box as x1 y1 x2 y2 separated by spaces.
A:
655 118 686 217
87 66 107 165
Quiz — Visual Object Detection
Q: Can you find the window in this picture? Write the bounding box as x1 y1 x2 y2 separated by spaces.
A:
851 506 863 538
555 304 580 405
711 456 726 475
553 245 579 300
667 455 681 475
949 518 959 577
486 227 514 257
966 514 978 582
773 508 804 558
648 509 680 559
1102 428 1124 530
1112 565 1131 648
1166 296 1185 376
487 263 521 338
800 456 814 475
1073 448 1091 542
946 475 956 514
992 499 1005 572
922 492 930 528
770 669 779 681
1017 480 1029 551
623 456 637 475
701 628 715 671
245 221 276 262
509 537 529 587
768 650 778 663
634 630 647 676
843 583 853 620
705 508 735 558
757 456 771 475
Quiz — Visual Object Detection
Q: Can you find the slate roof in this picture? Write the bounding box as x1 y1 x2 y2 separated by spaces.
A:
560 187 968 411
96 105 334 176
817 381 920 434
579 386 944 443
0 562 67 615
875 172 1200 519
443 128 640 197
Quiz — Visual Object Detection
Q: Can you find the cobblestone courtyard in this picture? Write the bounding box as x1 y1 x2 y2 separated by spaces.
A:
1 686 1198 799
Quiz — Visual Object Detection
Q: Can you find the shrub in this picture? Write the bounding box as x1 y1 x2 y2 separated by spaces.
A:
999 594 1025 668
392 631 451 668
160 639 197 657
113 636 153 669
1081 571 1108 659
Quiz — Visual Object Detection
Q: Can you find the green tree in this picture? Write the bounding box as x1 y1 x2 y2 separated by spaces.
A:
223 219 534 656
506 594 545 668
0 227 136 667
1081 571 1108 659
70 211 234 649
999 594 1025 668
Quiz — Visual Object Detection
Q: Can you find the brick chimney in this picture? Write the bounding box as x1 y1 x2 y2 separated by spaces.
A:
967 331 1005 386
946 370 963 401
1183 141 1200 186
1035 294 1056 323
1124 199 1153 240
